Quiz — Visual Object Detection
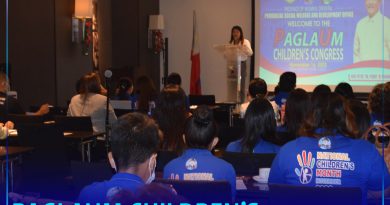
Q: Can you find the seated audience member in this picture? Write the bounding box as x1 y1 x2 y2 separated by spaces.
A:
166 72 190 109
227 98 280 153
110 184 188 204
312 84 331 99
335 82 355 100
0 72 49 122
368 82 390 125
163 106 236 197
349 100 370 138
134 76 158 113
269 93 390 199
153 84 189 153
67 72 117 132
78 113 161 203
273 71 296 108
114 77 137 108
240 78 277 118
277 88 310 144
166 72 182 87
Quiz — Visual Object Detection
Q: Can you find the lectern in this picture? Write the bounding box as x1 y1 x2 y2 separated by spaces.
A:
214 44 250 103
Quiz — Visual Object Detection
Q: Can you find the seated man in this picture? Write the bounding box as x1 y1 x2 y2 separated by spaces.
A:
0 72 49 123
77 112 161 203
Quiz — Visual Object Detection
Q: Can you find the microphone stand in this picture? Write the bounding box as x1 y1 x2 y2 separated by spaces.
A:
105 72 111 154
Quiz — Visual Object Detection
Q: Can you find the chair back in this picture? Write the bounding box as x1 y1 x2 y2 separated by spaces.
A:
54 115 93 131
189 95 215 106
17 123 70 195
269 183 362 205
155 179 232 203
156 150 179 172
7 114 44 129
70 160 114 194
221 152 276 176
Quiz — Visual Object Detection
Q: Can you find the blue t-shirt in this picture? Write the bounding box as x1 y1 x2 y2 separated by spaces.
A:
226 139 280 153
274 91 289 108
269 134 390 202
163 149 237 198
77 173 145 203
370 113 388 126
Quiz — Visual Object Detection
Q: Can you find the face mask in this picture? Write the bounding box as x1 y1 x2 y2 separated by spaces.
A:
145 156 156 184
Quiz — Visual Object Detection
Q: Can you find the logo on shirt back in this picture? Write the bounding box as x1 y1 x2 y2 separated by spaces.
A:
295 150 315 184
185 158 198 170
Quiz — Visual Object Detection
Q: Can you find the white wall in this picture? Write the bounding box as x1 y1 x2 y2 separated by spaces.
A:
160 0 252 102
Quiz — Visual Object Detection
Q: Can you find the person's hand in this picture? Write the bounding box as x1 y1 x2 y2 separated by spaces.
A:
37 103 50 115
5 121 14 129
100 85 108 96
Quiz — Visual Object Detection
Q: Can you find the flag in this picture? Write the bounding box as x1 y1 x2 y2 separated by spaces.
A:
190 10 201 95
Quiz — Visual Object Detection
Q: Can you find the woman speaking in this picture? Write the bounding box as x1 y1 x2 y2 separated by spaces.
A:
227 25 253 102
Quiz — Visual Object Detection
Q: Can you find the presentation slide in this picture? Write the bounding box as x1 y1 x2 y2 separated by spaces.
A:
254 0 390 92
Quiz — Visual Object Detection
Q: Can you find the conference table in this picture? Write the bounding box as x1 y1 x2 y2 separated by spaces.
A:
7 129 105 162
0 146 34 191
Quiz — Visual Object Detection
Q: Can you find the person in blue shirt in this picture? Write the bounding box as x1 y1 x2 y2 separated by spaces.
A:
227 97 280 153
77 112 161 203
114 77 138 109
368 82 390 126
273 71 296 108
269 93 390 203
163 106 237 198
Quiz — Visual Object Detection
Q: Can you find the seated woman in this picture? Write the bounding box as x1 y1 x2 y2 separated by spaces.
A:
277 88 310 145
163 106 236 198
368 82 390 126
114 77 137 109
67 72 117 133
153 84 189 153
269 93 390 200
226 97 280 153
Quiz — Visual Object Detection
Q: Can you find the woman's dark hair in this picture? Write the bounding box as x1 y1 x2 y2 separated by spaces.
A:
248 78 267 98
184 105 217 149
348 100 370 138
300 93 358 138
166 73 182 86
116 77 133 100
277 72 296 92
284 88 310 138
135 76 158 112
229 25 244 45
368 82 390 122
79 72 101 100
153 85 188 152
241 98 276 153
335 82 355 99
312 84 331 97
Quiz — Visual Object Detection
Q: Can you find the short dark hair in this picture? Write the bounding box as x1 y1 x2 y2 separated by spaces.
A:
241 98 276 153
300 93 358 139
248 78 267 98
285 88 310 138
278 72 296 92
166 73 182 86
110 113 161 170
335 82 354 99
184 105 217 149
312 84 331 102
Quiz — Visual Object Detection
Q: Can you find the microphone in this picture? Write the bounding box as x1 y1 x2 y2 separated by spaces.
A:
104 69 113 78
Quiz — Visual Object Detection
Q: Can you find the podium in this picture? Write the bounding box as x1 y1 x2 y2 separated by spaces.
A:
214 44 250 103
